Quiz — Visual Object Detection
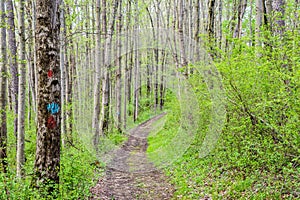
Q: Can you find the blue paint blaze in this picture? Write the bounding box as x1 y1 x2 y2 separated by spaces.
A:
47 102 60 115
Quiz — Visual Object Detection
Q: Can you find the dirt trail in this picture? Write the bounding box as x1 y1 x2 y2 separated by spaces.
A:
90 113 175 200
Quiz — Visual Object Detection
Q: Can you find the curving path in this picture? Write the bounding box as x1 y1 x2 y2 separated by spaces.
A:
90 113 175 200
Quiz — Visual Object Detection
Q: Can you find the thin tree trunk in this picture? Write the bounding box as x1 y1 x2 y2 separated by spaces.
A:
0 0 8 174
116 0 123 131
32 0 38 117
60 3 66 146
66 42 75 139
218 0 223 49
93 0 101 148
16 0 26 178
123 0 132 130
255 0 264 46
234 0 248 38
7 0 19 138
207 0 216 57
154 1 161 110
133 1 139 122
99 0 119 135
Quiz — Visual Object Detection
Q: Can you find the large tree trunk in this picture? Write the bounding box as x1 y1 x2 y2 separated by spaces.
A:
7 0 19 137
16 0 26 178
34 0 61 190
0 0 8 174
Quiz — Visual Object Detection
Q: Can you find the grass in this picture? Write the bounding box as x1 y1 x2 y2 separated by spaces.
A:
144 73 300 199
0 110 103 199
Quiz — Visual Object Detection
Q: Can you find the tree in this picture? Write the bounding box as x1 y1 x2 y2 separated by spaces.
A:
16 0 26 178
99 0 119 135
115 0 123 131
33 0 61 190
207 0 217 57
234 0 248 38
133 0 139 122
0 0 8 174
92 0 101 147
255 0 265 46
7 0 18 137
272 0 286 36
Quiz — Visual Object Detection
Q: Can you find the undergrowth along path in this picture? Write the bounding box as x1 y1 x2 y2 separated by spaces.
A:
90 113 175 199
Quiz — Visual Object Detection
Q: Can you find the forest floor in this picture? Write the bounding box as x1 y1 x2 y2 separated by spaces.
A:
90 113 175 200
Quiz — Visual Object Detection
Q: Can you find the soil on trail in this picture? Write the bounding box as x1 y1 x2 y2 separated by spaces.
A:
90 113 175 200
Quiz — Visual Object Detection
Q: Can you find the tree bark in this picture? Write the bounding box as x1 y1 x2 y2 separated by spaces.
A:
92 0 101 147
99 0 119 135
60 2 66 146
133 1 139 122
255 0 264 46
123 0 132 130
7 0 19 137
234 0 248 38
16 0 26 178
272 0 286 36
0 0 8 174
207 0 216 58
34 0 61 190
116 0 123 131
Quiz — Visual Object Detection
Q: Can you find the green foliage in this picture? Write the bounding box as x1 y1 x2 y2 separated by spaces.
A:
146 32 300 199
147 90 181 156
1 111 100 199
59 143 101 199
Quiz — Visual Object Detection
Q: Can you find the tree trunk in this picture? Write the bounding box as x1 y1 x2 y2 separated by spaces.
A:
66 42 74 139
234 0 248 38
255 0 264 46
34 0 61 190
99 0 119 135
16 0 26 178
207 0 216 57
116 0 123 131
92 0 101 147
133 1 139 122
272 0 286 36
60 3 66 146
7 0 19 138
0 0 8 174
123 0 132 130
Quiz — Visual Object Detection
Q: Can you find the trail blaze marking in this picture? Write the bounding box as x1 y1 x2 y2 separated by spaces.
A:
48 69 53 78
47 115 56 129
47 102 60 115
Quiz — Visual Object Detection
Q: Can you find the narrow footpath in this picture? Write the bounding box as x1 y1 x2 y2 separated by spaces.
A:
90 113 175 200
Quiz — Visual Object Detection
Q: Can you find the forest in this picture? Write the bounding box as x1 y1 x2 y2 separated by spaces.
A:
0 0 299 199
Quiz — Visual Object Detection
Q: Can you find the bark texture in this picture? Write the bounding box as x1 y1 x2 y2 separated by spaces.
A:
16 0 26 178
34 0 61 188
0 0 8 173
7 0 19 137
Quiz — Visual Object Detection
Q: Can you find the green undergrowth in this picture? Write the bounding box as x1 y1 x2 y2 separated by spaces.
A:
0 112 101 199
147 90 181 156
147 40 300 199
